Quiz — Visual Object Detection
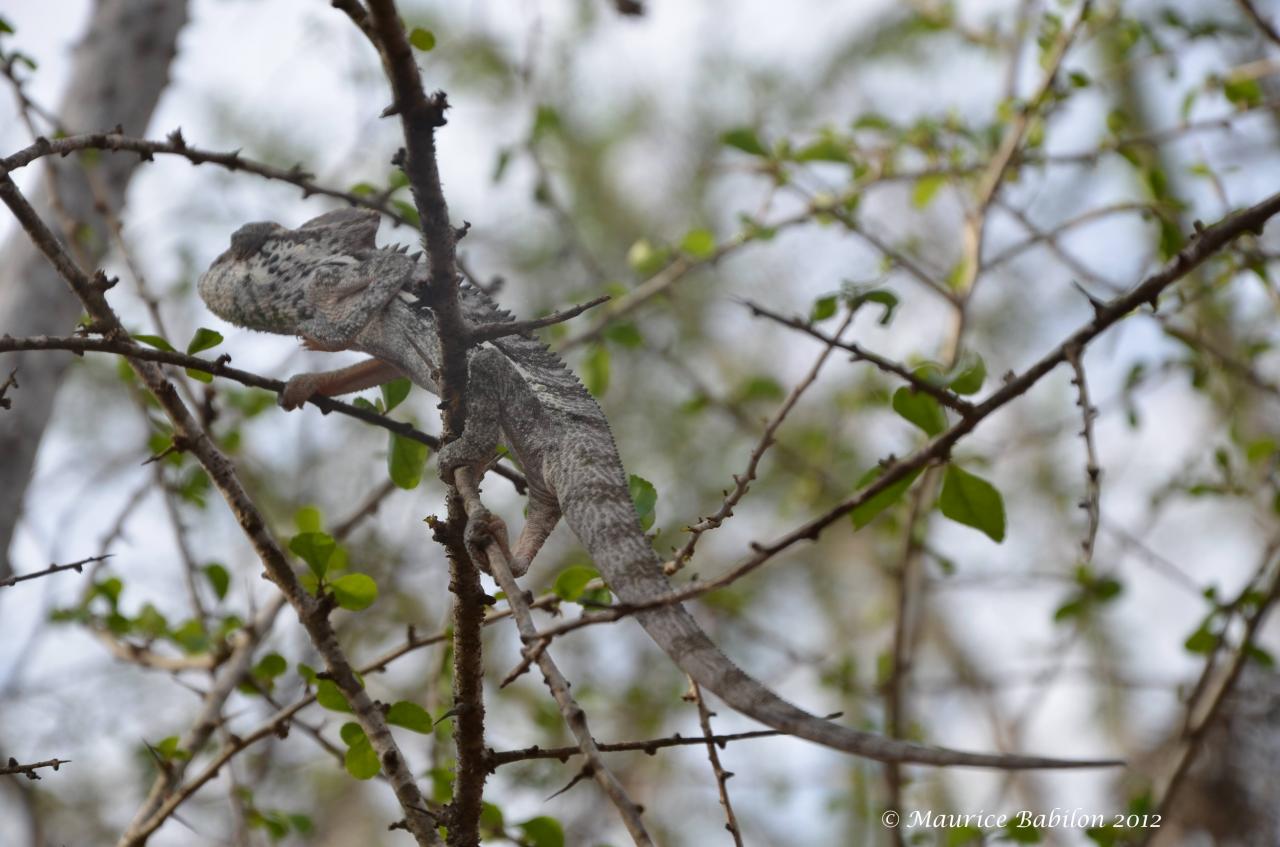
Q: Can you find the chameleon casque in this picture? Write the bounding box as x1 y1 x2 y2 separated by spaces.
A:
198 208 1113 769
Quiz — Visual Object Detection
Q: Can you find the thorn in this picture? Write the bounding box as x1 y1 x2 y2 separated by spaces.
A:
1070 280 1106 319
92 270 119 292
166 128 187 149
380 101 402 119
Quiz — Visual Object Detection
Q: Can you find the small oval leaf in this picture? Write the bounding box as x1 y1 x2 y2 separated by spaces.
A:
331 573 378 611
938 465 1006 543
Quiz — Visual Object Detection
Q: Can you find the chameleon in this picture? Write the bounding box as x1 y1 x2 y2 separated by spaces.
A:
198 207 1117 769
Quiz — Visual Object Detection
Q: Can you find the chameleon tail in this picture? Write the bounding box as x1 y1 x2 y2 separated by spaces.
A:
556 474 1120 770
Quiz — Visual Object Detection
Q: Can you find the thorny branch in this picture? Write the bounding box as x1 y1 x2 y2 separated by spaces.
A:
687 680 745 847
742 300 977 415
357 2 492 843
0 333 528 492
530 188 1280 643
0 757 70 779
1066 347 1102 566
453 468 654 846
0 171 441 847
0 553 107 589
667 307 857 575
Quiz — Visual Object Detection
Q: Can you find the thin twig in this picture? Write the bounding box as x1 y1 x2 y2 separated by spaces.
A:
0 334 527 492
468 295 611 344
742 301 976 415
0 131 416 229
0 758 70 779
687 680 744 846
1065 346 1101 565
667 308 856 574
0 554 107 589
1235 0 1280 48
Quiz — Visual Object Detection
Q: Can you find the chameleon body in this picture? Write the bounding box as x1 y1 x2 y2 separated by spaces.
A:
199 208 1114 769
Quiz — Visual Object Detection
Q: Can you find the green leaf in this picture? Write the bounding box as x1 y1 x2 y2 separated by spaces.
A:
629 474 657 532
680 228 716 260
202 563 230 600
331 573 378 611
582 344 610 396
847 287 899 325
911 173 946 208
387 700 433 733
294 506 323 533
938 465 1006 542
153 735 190 762
1246 643 1275 667
0 17 14 35
95 576 124 607
850 465 924 529
343 730 380 780
949 354 986 395
290 532 336 579
185 328 224 355
380 378 412 412
892 387 947 436
810 295 838 322
794 136 850 163
480 802 506 835
1183 626 1217 654
316 679 354 713
721 127 768 157
553 565 600 602
254 653 288 679
1223 76 1262 109
1157 217 1184 261
409 27 436 51
518 816 566 847
185 367 213 384
603 322 644 348
170 619 210 654
133 333 175 352
387 431 428 489
391 199 420 228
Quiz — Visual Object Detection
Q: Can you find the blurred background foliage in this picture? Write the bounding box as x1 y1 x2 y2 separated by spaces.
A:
2 0 1280 844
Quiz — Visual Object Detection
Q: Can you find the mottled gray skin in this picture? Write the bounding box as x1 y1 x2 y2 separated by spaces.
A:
199 209 1115 769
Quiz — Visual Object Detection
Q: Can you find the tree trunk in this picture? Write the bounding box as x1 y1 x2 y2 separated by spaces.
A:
0 0 189 579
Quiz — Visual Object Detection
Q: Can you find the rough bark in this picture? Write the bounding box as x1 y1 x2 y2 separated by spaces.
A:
0 0 189 579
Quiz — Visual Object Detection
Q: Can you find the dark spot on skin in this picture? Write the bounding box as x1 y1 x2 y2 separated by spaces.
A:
230 223 279 260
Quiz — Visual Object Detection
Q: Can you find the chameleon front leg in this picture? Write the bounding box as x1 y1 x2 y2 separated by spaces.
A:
279 357 404 410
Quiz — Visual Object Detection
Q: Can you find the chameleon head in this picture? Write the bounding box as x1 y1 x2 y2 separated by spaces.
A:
197 209 388 338
197 220 294 333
